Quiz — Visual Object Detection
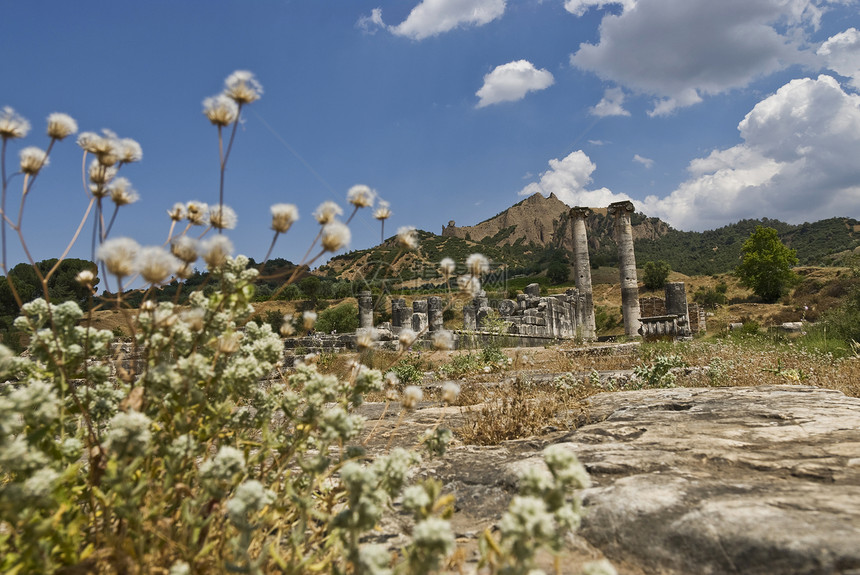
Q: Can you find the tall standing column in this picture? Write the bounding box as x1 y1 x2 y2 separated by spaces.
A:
608 201 641 337
570 207 596 340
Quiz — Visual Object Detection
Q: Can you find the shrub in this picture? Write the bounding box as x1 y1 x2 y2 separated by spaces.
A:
315 302 359 333
642 260 671 290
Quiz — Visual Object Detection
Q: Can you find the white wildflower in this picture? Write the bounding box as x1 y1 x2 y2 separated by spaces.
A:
107 177 139 206
0 107 30 139
118 138 142 163
105 410 152 457
23 468 59 499
302 310 317 331
180 308 206 331
75 269 95 287
356 327 378 350
581 559 618 575
313 200 342 224
209 204 237 230
542 444 591 488
439 257 456 277
466 253 490 276
185 201 209 225
441 381 460 404
168 561 191 575
373 200 391 221
200 445 246 480
224 70 263 104
19 147 49 175
412 517 455 556
97 237 140 278
270 203 298 233
402 484 432 513
280 314 295 336
396 226 418 250
167 202 186 221
200 235 233 269
88 159 116 186
402 385 423 410
136 246 180 285
398 328 418 349
500 495 555 540
432 329 454 350
203 94 239 126
170 236 199 263
458 274 481 297
217 331 241 354
46 112 77 140
321 220 350 252
226 479 274 524
347 184 375 208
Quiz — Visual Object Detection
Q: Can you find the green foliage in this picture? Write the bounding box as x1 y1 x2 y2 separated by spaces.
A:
692 281 728 308
642 260 670 290
546 261 570 285
314 302 358 333
388 353 426 384
735 226 799 303
633 354 687 387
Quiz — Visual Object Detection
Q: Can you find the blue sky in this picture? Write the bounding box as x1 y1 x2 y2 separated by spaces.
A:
2 0 859 271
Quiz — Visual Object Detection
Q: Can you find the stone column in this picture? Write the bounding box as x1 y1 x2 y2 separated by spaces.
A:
665 282 692 340
570 207 596 340
390 298 406 329
427 296 443 332
412 300 428 332
358 291 374 330
608 200 641 337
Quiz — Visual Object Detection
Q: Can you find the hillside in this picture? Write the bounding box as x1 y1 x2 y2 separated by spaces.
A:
322 193 859 282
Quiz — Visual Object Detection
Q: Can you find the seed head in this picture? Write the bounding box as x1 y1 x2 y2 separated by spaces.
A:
280 315 295 337
356 327 378 350
313 201 343 224
347 184 375 208
402 385 423 410
398 328 418 349
118 138 142 163
185 201 209 226
373 200 392 221
302 311 317 331
200 235 233 269
88 159 116 186
458 274 482 297
203 94 239 126
224 70 263 104
75 269 95 287
321 220 351 252
136 246 181 285
97 237 140 278
167 203 186 221
46 113 77 140
107 177 139 206
19 147 49 175
397 226 419 250
466 253 490 276
209 204 237 230
439 257 456 277
432 329 454 351
442 381 460 405
0 107 30 139
217 332 242 354
270 203 298 233
170 236 199 263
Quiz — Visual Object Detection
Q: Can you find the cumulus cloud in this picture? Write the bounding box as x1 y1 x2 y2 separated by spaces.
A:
519 150 632 207
591 87 631 117
818 28 860 89
369 0 505 40
633 154 654 168
642 75 860 230
476 60 555 108
570 0 819 115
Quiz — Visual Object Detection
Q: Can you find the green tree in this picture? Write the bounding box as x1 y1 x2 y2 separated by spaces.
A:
735 226 799 303
315 302 358 333
546 261 569 285
642 260 671 290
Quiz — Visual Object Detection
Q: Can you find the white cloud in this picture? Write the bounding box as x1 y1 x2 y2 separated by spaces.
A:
642 75 860 230
476 60 555 108
564 0 636 17
518 150 632 207
382 0 506 40
590 87 631 117
633 154 654 168
818 27 860 89
356 8 385 34
570 0 820 115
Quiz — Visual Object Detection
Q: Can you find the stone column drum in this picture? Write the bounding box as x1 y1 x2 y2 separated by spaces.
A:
665 282 692 339
358 291 374 330
570 207 596 340
608 200 641 337
427 296 444 332
412 299 428 332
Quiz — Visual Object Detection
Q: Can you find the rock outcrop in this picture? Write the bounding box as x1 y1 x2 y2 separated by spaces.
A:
361 385 860 574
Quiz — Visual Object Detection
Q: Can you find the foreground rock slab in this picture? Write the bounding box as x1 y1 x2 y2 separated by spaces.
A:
364 385 860 574
575 385 860 575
